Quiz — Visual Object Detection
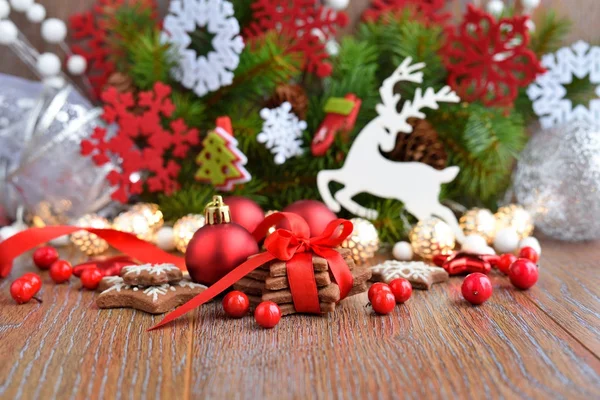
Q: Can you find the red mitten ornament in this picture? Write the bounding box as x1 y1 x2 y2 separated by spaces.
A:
311 94 362 157
245 0 348 78
440 4 545 107
185 196 259 285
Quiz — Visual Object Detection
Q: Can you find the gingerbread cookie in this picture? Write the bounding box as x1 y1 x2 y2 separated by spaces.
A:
370 260 449 290
96 276 206 314
121 264 183 286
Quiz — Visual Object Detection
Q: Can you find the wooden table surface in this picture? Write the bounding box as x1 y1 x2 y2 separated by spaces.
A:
1 238 599 400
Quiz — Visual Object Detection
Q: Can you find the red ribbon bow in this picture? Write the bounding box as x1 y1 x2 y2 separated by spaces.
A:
151 212 354 330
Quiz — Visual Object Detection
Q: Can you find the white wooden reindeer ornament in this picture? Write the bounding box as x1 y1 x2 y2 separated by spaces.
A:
317 58 465 242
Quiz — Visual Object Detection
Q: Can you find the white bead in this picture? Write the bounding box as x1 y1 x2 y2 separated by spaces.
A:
392 241 413 261
519 237 541 256
0 225 21 241
67 55 87 75
9 0 33 12
325 39 340 56
0 20 18 45
156 227 176 252
50 235 70 247
0 0 10 19
494 228 520 254
486 0 504 16
461 234 489 254
525 19 535 33
521 0 541 11
324 0 350 11
41 18 67 43
36 52 61 77
26 3 45 23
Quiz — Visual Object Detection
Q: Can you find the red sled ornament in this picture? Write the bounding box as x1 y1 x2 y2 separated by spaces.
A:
245 0 349 78
440 4 545 107
311 94 362 157
363 0 450 26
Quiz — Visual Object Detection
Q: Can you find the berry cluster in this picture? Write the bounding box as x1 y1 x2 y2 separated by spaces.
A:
367 278 413 315
221 290 282 329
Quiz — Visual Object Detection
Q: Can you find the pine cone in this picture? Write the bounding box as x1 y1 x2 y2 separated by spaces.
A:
386 118 448 170
104 72 135 94
265 84 309 119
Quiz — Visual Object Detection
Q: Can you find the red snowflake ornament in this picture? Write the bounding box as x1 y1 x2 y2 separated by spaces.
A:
440 5 545 107
245 0 349 78
362 0 450 25
69 0 157 97
81 82 199 203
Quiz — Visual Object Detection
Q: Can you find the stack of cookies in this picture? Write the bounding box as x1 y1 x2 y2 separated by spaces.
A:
96 264 206 314
233 248 372 316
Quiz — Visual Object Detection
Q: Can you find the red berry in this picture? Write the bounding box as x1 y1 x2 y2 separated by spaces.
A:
254 301 282 328
496 253 517 275
80 268 104 290
371 291 396 314
518 246 539 264
10 278 36 304
368 282 391 303
21 272 42 293
461 273 493 305
32 246 59 270
388 278 412 303
509 258 539 290
222 291 250 318
49 260 72 283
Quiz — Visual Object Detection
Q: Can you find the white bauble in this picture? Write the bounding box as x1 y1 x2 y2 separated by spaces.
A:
392 241 413 261
325 39 340 56
525 19 535 33
481 246 496 256
0 224 24 241
461 234 488 254
325 0 350 11
0 20 18 45
494 228 520 254
156 226 176 252
521 0 541 11
26 3 46 23
518 237 541 256
67 55 87 75
0 0 10 19
50 235 71 247
36 52 61 77
41 18 67 43
10 0 33 12
486 0 504 16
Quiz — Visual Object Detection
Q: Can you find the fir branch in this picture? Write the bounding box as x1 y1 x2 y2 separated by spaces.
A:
530 10 572 57
126 29 176 90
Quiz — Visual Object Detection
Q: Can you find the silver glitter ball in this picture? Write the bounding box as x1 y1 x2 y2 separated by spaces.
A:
513 120 600 241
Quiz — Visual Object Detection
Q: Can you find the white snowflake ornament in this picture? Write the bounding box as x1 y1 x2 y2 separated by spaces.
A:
527 40 600 129
162 0 245 97
258 102 307 165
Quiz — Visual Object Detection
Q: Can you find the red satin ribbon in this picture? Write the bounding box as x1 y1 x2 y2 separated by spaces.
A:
150 212 354 330
0 226 185 278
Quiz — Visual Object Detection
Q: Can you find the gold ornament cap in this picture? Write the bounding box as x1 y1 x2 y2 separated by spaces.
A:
204 196 231 225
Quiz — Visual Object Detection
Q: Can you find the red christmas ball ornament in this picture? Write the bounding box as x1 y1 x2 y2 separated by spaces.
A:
80 268 104 290
368 282 391 303
254 301 282 328
49 260 73 283
10 278 37 304
186 196 259 285
223 196 265 234
509 258 539 290
282 200 337 236
371 291 396 315
496 253 517 275
388 278 412 304
461 273 493 305
222 290 250 318
518 246 539 264
33 246 59 270
22 272 42 293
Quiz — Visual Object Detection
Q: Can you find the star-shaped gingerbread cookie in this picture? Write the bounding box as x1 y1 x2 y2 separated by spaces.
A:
121 263 183 286
96 276 206 314
370 260 449 290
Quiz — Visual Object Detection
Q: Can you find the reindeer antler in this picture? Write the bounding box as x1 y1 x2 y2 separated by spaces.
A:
397 86 460 124
377 57 425 115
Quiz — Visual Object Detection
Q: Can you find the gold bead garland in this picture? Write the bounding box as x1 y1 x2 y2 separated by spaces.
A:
409 217 455 260
342 218 380 265
495 204 534 240
459 208 497 244
112 210 155 242
70 214 111 255
130 203 164 232
173 214 206 253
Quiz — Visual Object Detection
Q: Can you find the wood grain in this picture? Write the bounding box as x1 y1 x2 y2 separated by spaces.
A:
1 240 599 399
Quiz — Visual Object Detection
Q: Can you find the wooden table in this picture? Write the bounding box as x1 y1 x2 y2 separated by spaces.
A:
1 239 599 399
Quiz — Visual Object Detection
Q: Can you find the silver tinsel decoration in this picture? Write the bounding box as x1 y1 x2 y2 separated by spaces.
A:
513 120 600 241
0 74 114 224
